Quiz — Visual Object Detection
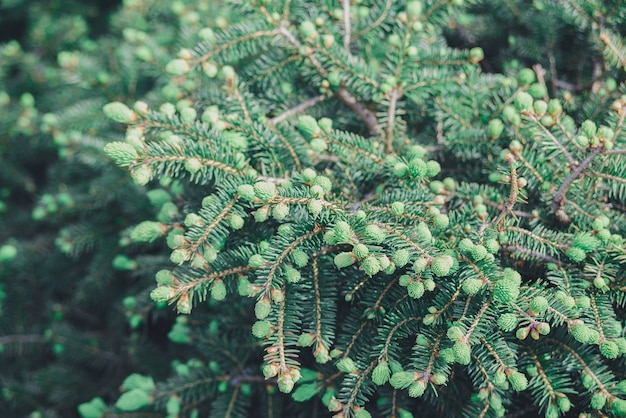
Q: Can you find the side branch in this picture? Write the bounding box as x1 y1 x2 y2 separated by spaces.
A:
268 95 326 126
335 89 382 136
551 146 603 214
342 0 351 53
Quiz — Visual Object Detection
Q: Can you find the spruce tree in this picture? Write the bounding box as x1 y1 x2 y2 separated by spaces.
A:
1 0 626 417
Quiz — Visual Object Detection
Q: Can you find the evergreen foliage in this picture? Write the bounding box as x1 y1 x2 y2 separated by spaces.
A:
1 0 626 417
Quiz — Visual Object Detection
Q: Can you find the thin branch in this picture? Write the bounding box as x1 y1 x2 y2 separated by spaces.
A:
501 245 563 265
335 88 382 135
551 146 603 214
268 95 326 126
342 0 351 53
385 88 400 153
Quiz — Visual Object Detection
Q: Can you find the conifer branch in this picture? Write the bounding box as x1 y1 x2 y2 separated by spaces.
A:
352 0 393 41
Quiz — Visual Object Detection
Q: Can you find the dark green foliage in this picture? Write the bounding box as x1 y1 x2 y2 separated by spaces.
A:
1 0 626 418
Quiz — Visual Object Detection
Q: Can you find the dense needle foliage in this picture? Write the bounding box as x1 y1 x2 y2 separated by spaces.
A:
1 1 626 417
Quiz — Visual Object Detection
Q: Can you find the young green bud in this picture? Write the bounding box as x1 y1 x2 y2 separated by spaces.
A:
597 126 614 140
228 214 245 230
353 243 369 259
415 222 432 242
515 92 533 112
582 120 597 138
104 142 138 166
470 244 488 261
272 203 290 220
255 298 271 319
498 313 518 332
237 184 255 201
285 266 302 283
566 246 586 262
533 99 548 115
355 409 372 418
439 348 456 364
336 357 357 373
518 68 536 85
299 21 317 38
253 181 276 201
407 281 425 299
528 83 547 99
507 371 528 391
453 341 471 365
468 47 484 63
590 393 606 410
156 270 175 285
307 199 323 216
430 255 453 277
363 224 386 244
600 341 619 359
392 249 410 267
425 160 441 177
572 232 600 252
571 323 592 343
131 221 166 243
103 102 134 123
393 162 409 177
408 158 427 178
548 99 562 115
485 238 500 254
184 157 202 174
462 278 483 295
211 279 227 301
254 206 269 223
516 327 529 340
334 252 357 269
488 118 505 139
556 396 571 413
530 296 548 313
252 321 272 338
297 333 315 347
297 115 321 139
371 360 391 385
493 278 520 304
131 166 152 186
150 286 175 303
390 371 417 389
406 1 423 17
447 326 464 341
391 201 405 216
413 257 428 273
277 374 295 393
612 399 626 416
248 254 266 268
237 277 252 296
408 380 427 398
432 214 449 229
362 255 381 276
292 250 309 267
165 59 191 76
